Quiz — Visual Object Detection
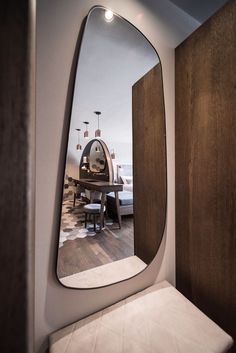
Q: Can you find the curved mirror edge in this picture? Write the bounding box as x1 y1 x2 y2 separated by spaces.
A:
55 5 167 289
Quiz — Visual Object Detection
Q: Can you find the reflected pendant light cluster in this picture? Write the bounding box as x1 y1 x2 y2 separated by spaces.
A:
76 128 82 150
83 121 89 139
94 111 102 138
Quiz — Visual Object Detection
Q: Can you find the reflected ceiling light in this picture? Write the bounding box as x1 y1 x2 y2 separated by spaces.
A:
105 9 114 22
75 128 82 150
94 111 101 138
83 121 89 139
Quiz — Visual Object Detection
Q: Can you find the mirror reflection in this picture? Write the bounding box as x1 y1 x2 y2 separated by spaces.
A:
57 6 165 288
89 141 106 173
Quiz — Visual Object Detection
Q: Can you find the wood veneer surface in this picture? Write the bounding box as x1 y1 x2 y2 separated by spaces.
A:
176 0 236 348
0 1 35 352
58 216 134 277
133 64 166 264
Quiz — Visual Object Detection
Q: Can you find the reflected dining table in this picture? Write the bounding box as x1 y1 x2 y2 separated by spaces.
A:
76 179 123 232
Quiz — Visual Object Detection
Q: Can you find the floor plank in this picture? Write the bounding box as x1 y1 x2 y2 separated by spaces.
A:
57 198 134 277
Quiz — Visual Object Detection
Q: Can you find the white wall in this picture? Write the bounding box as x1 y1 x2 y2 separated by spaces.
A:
36 0 198 352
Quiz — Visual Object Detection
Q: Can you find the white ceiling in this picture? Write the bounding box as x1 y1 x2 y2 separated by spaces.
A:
168 0 229 22
139 0 229 24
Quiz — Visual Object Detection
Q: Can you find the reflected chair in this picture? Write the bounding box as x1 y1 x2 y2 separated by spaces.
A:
83 203 106 232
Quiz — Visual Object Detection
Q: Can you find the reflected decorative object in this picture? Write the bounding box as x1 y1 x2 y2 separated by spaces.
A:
81 155 89 171
76 128 82 150
83 121 89 139
94 111 101 138
56 6 166 289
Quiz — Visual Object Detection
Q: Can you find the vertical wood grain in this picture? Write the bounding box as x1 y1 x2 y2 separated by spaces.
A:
133 64 167 264
0 0 35 352
176 0 236 348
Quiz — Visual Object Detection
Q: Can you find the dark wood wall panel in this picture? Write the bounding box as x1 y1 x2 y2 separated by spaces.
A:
176 0 236 349
133 64 166 264
0 1 35 352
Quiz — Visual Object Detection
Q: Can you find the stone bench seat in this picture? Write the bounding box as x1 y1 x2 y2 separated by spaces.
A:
49 281 233 353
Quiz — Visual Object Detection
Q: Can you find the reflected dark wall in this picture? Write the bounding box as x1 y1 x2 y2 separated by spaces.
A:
133 63 166 264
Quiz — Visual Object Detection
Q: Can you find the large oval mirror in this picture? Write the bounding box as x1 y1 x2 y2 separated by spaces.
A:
56 6 167 288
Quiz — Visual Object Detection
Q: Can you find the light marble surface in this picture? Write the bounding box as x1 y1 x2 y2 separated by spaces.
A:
50 281 233 353
60 256 147 288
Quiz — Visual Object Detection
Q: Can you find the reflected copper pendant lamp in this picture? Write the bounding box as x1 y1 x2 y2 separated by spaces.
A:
111 149 116 159
94 111 101 138
83 121 89 139
76 128 82 150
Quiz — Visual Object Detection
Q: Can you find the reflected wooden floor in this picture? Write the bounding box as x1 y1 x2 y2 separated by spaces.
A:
57 216 134 278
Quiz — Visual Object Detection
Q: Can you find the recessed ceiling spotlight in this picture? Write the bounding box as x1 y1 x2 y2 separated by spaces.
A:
105 9 114 22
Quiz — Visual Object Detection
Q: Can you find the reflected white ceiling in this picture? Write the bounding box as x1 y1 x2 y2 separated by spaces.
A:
68 7 159 165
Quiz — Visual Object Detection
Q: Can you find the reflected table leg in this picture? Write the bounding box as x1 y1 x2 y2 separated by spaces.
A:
100 192 106 232
115 191 122 229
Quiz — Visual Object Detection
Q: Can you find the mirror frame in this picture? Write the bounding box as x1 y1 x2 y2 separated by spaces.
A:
55 5 167 290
